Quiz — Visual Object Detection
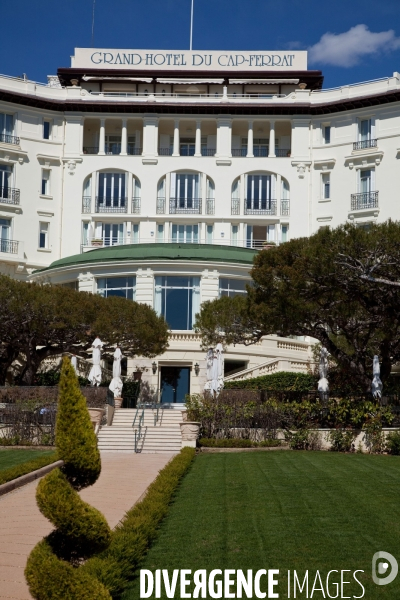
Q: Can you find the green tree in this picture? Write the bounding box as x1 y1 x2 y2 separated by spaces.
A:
195 222 400 391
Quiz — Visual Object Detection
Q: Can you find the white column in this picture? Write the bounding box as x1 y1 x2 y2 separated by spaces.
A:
195 120 202 157
247 120 254 158
269 120 276 157
173 119 180 157
121 118 127 155
99 118 105 155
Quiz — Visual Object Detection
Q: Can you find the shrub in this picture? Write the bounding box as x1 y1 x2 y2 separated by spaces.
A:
285 429 321 451
386 430 400 455
327 429 356 452
82 447 195 597
198 438 282 448
363 417 386 454
0 452 57 485
224 371 316 392
25 357 112 599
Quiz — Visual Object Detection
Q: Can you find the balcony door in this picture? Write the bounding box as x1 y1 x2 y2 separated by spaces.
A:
97 173 126 209
160 366 190 404
0 218 11 252
246 174 273 211
0 165 11 198
170 173 200 212
180 137 195 156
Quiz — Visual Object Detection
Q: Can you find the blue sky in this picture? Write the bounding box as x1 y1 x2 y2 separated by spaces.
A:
1 0 400 88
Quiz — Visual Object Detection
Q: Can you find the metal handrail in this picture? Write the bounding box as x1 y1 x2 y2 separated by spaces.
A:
0 133 20 145
133 406 146 453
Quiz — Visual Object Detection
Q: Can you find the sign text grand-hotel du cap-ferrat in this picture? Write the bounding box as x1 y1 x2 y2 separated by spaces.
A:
71 49 308 71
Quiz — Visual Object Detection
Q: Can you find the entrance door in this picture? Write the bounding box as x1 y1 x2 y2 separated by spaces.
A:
160 367 190 404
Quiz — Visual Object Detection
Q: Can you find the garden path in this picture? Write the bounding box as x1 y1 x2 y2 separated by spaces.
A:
0 452 176 599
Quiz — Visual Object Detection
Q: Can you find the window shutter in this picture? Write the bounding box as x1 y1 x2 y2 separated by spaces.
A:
170 172 176 198
371 118 376 139
371 168 376 192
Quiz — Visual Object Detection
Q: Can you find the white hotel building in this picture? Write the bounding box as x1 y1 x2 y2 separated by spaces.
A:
0 48 399 401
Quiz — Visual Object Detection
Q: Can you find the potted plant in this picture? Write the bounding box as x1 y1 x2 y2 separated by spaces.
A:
133 365 148 381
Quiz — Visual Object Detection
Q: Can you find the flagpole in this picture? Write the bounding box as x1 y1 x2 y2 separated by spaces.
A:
190 0 194 50
91 0 96 47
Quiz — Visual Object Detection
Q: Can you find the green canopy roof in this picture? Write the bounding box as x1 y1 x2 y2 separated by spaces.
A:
36 243 258 273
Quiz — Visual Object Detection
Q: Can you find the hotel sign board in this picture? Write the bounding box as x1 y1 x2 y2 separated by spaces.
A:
72 49 308 71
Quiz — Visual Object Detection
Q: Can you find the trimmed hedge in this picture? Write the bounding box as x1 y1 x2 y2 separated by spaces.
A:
224 371 316 391
25 358 112 600
82 447 196 597
198 438 282 448
0 452 57 485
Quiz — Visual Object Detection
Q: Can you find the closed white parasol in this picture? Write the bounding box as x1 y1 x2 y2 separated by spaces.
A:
88 337 103 386
204 344 224 397
109 347 123 398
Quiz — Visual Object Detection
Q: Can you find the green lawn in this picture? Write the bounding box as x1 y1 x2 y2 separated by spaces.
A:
0 449 55 472
123 451 400 599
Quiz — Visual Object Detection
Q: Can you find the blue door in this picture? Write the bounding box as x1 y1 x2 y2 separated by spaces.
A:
160 367 190 404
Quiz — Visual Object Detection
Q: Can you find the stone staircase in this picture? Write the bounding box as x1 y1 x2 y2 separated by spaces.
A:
97 408 183 453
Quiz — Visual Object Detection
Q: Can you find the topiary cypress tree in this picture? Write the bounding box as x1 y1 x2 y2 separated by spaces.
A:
25 357 112 599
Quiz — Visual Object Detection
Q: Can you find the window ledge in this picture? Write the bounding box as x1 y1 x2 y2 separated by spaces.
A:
37 248 51 253
318 198 331 203
39 194 53 200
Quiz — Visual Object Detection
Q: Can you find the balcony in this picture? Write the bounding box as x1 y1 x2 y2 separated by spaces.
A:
231 199 240 215
0 239 18 254
82 196 91 213
157 198 166 214
232 149 247 157
0 133 20 146
105 143 121 155
350 191 379 211
232 148 291 157
280 200 290 216
202 148 216 157
95 197 128 213
132 197 141 214
83 147 99 154
127 145 142 156
205 199 215 215
353 139 377 151
158 148 173 156
169 198 202 215
0 187 20 206
244 199 277 216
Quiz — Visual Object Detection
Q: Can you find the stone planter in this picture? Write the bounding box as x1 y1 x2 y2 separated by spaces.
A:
180 421 200 448
88 408 105 436
114 397 123 409
91 239 103 247
133 371 143 381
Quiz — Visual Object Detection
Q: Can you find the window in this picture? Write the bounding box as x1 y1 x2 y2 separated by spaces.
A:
219 278 247 298
0 113 14 143
155 276 200 330
0 218 11 241
157 224 164 241
246 174 274 211
359 169 373 193
359 119 371 141
322 173 330 199
43 120 51 140
131 223 139 244
323 125 331 144
170 173 201 212
39 222 49 249
127 135 136 155
97 276 136 300
41 169 50 196
171 224 199 243
281 225 289 243
206 225 213 244
0 165 12 199
82 222 90 246
231 225 238 245
94 222 124 246
105 135 121 154
97 172 126 209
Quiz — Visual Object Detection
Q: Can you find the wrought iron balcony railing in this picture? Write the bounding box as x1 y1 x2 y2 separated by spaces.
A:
280 200 290 216
232 149 247 157
350 191 379 211
158 148 173 156
205 198 215 215
169 198 202 214
244 199 277 216
156 197 166 214
353 139 378 151
127 145 142 156
131 197 141 214
0 239 18 254
95 197 128 213
231 148 291 158
82 196 91 213
83 147 99 154
0 187 20 205
201 148 216 156
231 198 240 215
276 148 291 157
105 143 121 155
0 133 20 145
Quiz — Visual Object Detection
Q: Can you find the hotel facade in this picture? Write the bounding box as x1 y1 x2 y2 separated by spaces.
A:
0 48 399 401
